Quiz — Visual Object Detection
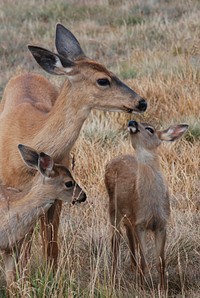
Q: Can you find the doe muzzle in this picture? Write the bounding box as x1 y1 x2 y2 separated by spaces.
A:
136 98 147 112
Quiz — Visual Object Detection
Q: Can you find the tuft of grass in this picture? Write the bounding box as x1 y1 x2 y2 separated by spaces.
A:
186 123 200 143
120 67 138 80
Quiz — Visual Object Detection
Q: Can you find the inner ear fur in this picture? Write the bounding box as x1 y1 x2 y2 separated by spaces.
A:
28 45 75 75
38 152 54 177
55 23 85 61
159 124 189 142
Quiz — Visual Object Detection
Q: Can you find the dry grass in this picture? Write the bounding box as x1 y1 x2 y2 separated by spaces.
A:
0 0 200 297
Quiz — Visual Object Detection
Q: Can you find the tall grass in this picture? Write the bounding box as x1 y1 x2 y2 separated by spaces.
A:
0 0 200 297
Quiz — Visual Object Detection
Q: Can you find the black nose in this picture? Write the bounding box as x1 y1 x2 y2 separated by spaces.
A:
128 120 138 128
137 99 147 112
79 192 87 203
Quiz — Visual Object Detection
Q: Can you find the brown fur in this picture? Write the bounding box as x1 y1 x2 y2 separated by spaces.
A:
0 25 147 266
105 121 188 291
0 145 86 289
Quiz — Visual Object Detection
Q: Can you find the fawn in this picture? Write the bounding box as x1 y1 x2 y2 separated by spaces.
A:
0 144 86 288
105 120 188 290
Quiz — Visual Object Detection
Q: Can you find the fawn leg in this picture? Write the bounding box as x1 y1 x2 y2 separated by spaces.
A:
111 227 122 280
155 227 167 292
110 209 122 280
2 251 16 295
124 221 136 267
40 199 62 268
135 225 147 285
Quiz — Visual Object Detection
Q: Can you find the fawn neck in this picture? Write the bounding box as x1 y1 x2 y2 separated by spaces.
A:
135 148 169 229
135 148 164 200
32 80 91 162
1 175 55 210
135 148 160 170
0 176 55 250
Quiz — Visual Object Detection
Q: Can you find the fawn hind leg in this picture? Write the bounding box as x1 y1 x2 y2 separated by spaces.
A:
124 220 136 268
154 227 167 292
2 251 15 289
110 210 122 280
2 248 22 296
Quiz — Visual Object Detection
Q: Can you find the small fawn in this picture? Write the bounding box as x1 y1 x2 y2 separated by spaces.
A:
105 120 188 290
0 144 86 288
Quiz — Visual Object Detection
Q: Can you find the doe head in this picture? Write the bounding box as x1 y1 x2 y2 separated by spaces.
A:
28 23 147 114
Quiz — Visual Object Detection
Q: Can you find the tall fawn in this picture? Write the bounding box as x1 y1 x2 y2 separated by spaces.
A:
0 24 147 266
0 144 86 288
105 120 188 290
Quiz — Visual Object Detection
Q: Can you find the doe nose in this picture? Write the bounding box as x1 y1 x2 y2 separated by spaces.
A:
137 98 147 112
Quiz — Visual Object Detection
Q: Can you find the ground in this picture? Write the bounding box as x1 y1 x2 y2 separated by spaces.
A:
0 0 199 297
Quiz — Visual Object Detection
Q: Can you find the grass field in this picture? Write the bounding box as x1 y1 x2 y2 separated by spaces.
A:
0 0 200 297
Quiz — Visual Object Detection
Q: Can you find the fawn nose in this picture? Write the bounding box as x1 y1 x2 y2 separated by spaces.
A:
72 191 87 204
136 99 147 112
80 192 87 202
128 120 138 128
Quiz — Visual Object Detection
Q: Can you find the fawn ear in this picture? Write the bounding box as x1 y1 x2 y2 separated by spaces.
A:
18 144 39 169
38 152 54 177
28 45 75 75
55 24 85 61
159 124 189 141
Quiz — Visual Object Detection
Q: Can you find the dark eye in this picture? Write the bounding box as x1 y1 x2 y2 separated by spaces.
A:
145 127 154 134
65 181 74 188
97 78 110 87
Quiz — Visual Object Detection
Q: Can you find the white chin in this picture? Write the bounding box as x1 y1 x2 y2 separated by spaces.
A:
128 127 137 133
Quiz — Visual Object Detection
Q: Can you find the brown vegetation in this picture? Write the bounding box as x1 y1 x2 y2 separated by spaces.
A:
0 0 199 297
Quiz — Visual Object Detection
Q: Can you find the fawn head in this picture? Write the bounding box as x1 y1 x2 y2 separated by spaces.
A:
128 120 189 151
18 144 86 204
28 24 147 114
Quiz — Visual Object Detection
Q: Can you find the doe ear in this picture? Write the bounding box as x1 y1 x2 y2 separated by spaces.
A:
159 124 189 142
28 45 75 75
55 23 85 61
38 152 54 177
18 144 39 169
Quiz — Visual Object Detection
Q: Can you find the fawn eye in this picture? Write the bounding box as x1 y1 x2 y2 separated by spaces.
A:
146 127 154 134
97 78 110 87
65 181 74 188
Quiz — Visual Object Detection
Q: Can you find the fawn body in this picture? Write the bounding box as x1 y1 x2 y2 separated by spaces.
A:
0 24 147 265
0 144 86 288
105 120 188 290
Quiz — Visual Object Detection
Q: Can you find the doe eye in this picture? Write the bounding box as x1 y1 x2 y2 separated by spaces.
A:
97 78 110 87
65 181 74 188
145 127 154 134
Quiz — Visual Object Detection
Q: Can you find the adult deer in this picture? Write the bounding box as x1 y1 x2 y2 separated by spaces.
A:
105 120 188 290
0 144 86 289
0 24 147 266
